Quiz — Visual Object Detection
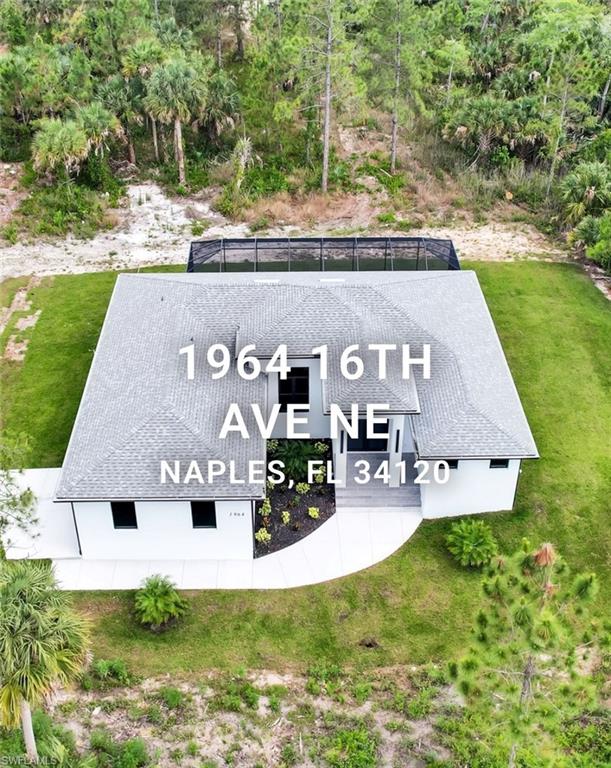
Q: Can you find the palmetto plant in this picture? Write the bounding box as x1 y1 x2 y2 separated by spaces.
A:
0 560 88 762
32 104 122 178
31 117 89 176
446 517 498 568
561 161 611 224
134 574 188 632
202 70 239 142
144 57 209 185
75 101 123 157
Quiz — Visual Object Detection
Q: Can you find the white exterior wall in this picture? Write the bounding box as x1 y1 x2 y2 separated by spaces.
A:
269 358 330 438
73 499 253 560
420 459 521 518
402 418 415 453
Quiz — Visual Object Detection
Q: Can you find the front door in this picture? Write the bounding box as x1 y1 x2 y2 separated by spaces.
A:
347 418 389 452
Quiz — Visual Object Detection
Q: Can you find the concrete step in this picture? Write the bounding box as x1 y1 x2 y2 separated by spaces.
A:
335 490 421 508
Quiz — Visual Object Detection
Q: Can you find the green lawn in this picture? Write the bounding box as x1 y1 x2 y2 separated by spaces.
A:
1 262 609 676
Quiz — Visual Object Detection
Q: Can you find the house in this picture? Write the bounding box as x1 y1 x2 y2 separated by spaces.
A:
7 256 538 589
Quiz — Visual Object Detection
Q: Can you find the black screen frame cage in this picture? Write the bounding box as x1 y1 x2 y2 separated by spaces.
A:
187 236 460 273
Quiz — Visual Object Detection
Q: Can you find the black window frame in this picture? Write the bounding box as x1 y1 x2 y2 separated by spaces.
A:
191 501 217 529
490 459 510 469
278 366 309 412
111 501 137 529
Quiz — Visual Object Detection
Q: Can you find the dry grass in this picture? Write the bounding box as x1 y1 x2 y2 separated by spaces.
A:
244 190 384 229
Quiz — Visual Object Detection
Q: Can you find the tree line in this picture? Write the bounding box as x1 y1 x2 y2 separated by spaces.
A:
0 0 609 265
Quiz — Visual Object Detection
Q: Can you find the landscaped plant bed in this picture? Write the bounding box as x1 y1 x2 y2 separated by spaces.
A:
254 439 335 557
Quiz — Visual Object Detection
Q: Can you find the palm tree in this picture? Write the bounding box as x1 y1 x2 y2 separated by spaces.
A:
31 117 89 177
202 70 239 144
0 560 88 762
122 39 165 162
75 102 123 156
98 75 142 165
144 57 209 185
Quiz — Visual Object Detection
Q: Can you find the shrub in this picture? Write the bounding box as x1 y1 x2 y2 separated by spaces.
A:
281 510 291 525
561 161 611 224
243 164 289 197
308 507 320 519
295 482 310 494
280 742 298 766
80 153 125 206
314 465 326 484
17 181 111 238
91 658 131 686
572 215 601 247
118 738 149 768
586 211 611 271
377 211 396 224
191 220 209 237
325 725 378 768
2 222 18 244
212 676 260 712
255 527 271 544
249 215 269 232
134 574 188 632
158 685 185 709
90 728 117 754
260 497 272 517
273 440 321 480
446 518 498 567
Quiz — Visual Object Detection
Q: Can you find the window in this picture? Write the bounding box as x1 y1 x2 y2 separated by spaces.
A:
490 459 509 469
111 501 137 529
278 367 309 412
445 460 459 469
191 501 217 528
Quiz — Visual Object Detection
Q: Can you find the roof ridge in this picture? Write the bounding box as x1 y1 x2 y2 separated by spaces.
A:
336 366 415 411
63 401 230 493
364 283 533 452
61 404 172 491
169 400 238 467
250 284 361 347
239 284 311 347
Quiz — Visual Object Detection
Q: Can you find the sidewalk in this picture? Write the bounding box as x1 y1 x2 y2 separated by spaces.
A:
7 469 422 590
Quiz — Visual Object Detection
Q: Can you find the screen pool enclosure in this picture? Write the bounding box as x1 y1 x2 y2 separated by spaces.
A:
187 236 460 272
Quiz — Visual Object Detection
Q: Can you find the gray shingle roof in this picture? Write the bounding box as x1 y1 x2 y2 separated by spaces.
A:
56 270 537 501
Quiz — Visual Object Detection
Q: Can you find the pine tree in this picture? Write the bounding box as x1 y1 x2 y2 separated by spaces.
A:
450 540 600 768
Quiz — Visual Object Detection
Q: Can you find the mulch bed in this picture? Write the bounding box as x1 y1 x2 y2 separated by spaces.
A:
254 482 336 557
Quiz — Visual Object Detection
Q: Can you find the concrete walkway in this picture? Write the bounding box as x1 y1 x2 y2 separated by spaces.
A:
7 469 422 590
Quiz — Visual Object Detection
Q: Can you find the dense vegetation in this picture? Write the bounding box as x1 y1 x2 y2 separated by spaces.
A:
0 0 609 266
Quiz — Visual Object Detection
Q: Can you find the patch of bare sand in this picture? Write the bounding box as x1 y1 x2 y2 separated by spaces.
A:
0 162 27 226
0 183 251 280
46 667 461 767
5 181 605 301
1 276 44 360
402 221 567 261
